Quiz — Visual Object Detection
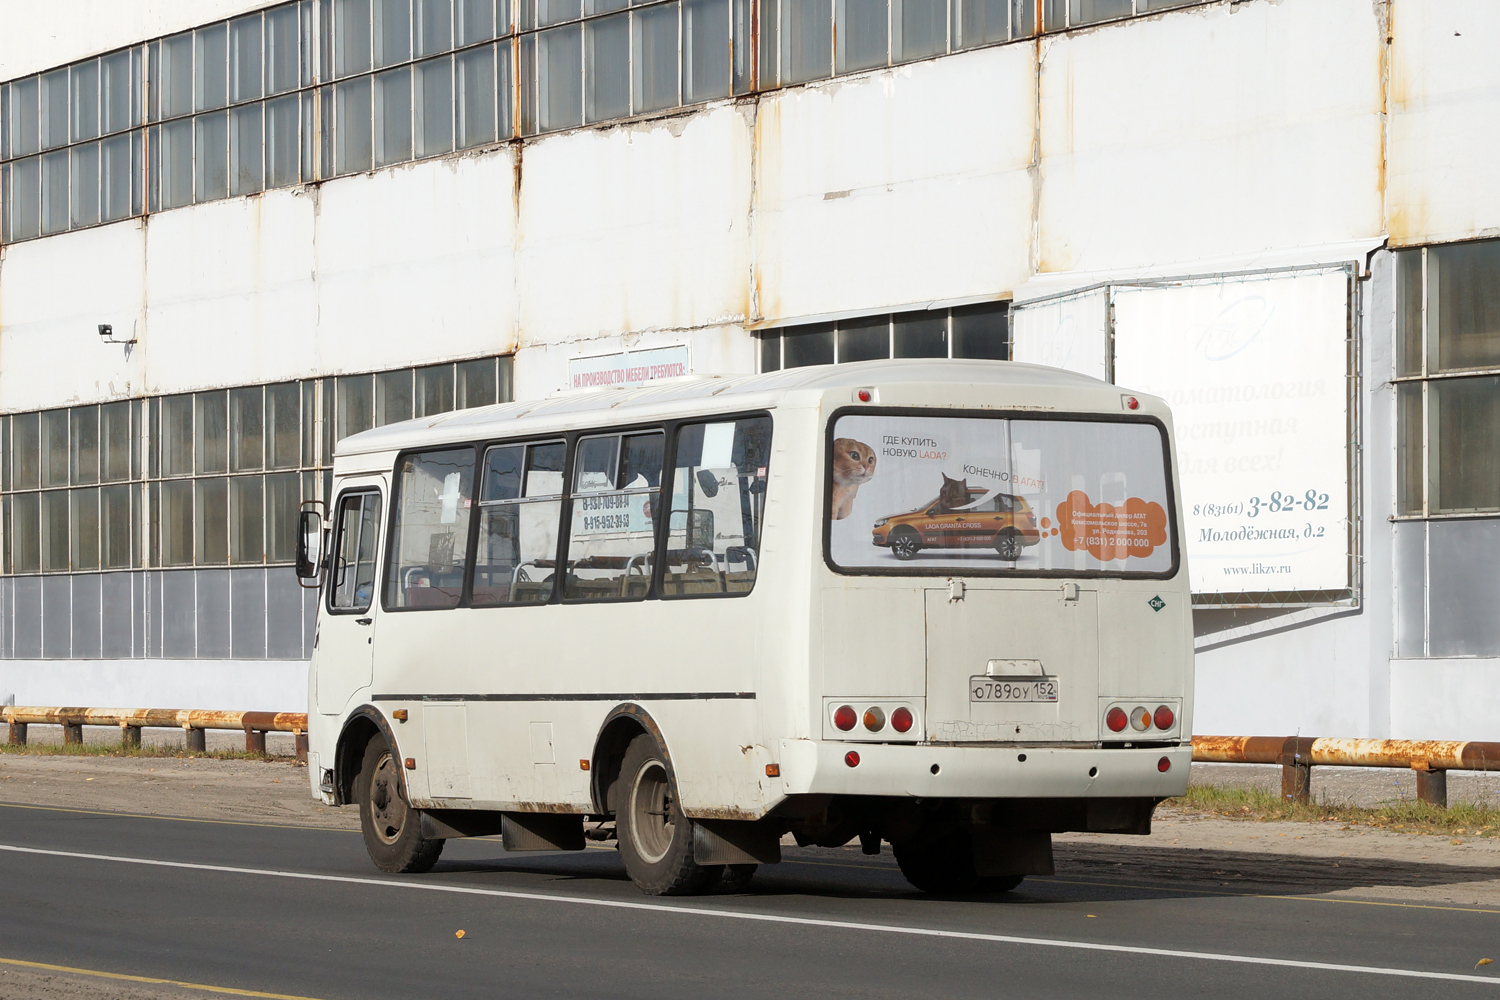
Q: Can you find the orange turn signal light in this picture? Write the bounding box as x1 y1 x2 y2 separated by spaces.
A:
404 758 416 770
765 763 780 777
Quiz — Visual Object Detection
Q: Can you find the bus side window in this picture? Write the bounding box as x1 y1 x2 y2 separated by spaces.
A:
662 416 771 598
384 448 476 610
473 440 565 606
329 491 382 613
563 431 664 602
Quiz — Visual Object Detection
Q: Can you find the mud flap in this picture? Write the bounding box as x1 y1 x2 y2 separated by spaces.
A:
972 830 1054 877
692 819 782 865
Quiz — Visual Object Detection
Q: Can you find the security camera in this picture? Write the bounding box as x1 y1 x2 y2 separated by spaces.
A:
98 324 112 339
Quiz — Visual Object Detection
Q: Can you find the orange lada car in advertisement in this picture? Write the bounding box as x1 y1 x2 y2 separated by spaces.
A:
871 486 1042 561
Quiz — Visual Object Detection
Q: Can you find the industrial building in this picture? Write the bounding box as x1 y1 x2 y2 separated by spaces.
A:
0 0 1496 738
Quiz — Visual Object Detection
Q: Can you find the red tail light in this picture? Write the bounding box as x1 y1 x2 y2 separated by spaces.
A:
1105 707 1128 733
844 751 860 768
891 707 913 733
833 705 857 731
1158 756 1171 772
1154 705 1175 730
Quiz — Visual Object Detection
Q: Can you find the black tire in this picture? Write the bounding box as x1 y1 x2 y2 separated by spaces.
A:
994 530 1023 561
616 733 716 895
718 864 758 892
356 736 444 874
890 527 922 561
979 875 1025 893
893 828 980 894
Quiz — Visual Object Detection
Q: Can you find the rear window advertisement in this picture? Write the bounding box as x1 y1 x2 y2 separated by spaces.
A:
827 414 1175 575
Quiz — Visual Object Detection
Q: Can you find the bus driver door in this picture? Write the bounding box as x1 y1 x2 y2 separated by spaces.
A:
315 482 386 716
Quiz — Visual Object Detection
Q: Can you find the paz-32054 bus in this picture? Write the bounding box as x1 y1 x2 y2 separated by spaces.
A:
298 359 1193 895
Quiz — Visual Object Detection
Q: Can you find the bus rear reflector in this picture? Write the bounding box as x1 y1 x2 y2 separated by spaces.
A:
1158 756 1171 773
844 751 860 768
834 705 857 731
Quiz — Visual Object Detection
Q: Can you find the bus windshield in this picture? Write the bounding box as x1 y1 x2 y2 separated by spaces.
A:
827 413 1175 576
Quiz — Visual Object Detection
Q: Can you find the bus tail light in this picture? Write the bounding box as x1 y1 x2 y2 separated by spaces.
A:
833 705 857 731
1154 705 1175 730
845 751 860 767
1105 707 1128 733
891 707 913 733
1129 706 1151 732
863 707 886 732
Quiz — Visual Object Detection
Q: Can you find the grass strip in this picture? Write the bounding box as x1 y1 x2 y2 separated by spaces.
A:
1169 783 1500 838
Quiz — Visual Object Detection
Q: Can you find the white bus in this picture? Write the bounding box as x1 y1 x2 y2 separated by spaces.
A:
299 359 1194 895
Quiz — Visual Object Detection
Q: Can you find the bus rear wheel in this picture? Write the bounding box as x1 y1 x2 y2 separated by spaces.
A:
357 736 444 874
616 733 719 896
893 828 979 894
889 527 922 561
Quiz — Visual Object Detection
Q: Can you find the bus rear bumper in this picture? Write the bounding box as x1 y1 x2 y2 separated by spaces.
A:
777 739 1192 800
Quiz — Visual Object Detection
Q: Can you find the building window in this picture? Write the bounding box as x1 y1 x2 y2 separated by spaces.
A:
758 300 1009 371
1393 240 1500 658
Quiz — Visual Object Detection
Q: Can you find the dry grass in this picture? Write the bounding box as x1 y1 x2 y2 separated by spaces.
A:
0 741 297 763
1170 783 1500 838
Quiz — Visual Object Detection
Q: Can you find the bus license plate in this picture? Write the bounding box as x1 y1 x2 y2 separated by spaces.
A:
970 676 1059 703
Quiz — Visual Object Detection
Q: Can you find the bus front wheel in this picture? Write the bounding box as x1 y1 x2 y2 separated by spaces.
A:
616 733 719 896
356 736 444 873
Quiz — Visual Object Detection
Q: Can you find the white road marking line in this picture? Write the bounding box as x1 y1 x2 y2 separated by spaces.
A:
1 842 1495 985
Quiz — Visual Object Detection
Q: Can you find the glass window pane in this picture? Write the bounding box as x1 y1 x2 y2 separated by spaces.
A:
100 401 131 482
376 369 414 425
539 0 581 25
375 66 413 166
41 150 69 235
893 310 948 358
499 355 515 402
783 322 833 367
336 76 374 173
162 395 194 476
474 447 550 606
337 374 375 441
331 492 383 611
230 475 265 563
457 358 497 407
683 0 730 103
13 412 39 490
459 0 498 42
266 383 301 469
155 35 194 120
101 133 133 221
837 317 889 363
267 4 302 94
456 44 498 147
155 119 195 209
40 410 69 487
1012 0 1035 36
837 0 886 73
196 24 230 111
759 0 779 86
1395 249 1423 378
161 479 194 565
101 50 136 133
196 391 229 474
951 301 1008 359
337 0 375 76
101 484 132 569
782 0 832 84
13 493 40 572
482 444 525 501
662 416 771 596
70 141 101 228
70 405 100 485
196 477 230 564
1428 518 1500 657
416 363 455 416
417 0 454 54
894 0 945 62
1431 376 1500 513
1429 241 1500 373
1397 382 1423 515
759 332 781 372
41 69 69 149
266 472 300 562
415 56 455 155
71 488 100 571
195 111 230 202
266 94 300 187
10 76 40 155
41 490 70 572
386 449 475 609
574 435 619 492
538 24 582 130
230 102 265 196
1068 0 1127 25
232 15 265 103
732 0 751 93
565 433 662 602
586 12 630 121
7 156 41 241
633 3 679 113
230 387 265 472
954 0 1007 48
377 0 415 65
71 59 101 141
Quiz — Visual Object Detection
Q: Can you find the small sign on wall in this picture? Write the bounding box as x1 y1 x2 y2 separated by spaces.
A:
568 345 691 390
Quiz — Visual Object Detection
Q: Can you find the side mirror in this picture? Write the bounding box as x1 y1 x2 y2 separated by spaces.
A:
296 503 326 585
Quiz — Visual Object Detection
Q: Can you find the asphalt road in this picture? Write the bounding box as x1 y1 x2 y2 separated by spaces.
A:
1 801 1498 999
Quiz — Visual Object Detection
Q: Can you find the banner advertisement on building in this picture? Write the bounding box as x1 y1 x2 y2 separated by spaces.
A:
1111 269 1351 597
568 345 691 390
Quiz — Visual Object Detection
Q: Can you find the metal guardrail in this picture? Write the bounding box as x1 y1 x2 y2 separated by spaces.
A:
1193 735 1500 808
2 706 309 760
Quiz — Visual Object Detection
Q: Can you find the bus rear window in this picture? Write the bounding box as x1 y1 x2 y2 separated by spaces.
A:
827 414 1175 576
